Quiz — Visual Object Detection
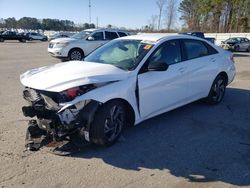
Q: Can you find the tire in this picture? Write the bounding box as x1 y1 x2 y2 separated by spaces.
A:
90 100 126 146
0 38 4 42
206 75 227 105
68 49 84 61
247 46 250 52
20 39 26 43
234 45 240 52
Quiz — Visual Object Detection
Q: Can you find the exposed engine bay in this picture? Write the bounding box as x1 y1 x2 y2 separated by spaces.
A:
22 85 100 154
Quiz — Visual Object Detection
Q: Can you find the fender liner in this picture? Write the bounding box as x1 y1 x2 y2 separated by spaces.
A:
76 100 101 132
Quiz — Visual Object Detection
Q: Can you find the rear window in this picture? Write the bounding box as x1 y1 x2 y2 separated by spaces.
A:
183 39 209 60
118 32 127 37
105 31 119 40
203 41 218 55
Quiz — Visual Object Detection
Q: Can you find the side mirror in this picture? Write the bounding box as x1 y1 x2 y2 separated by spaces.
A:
87 36 94 41
148 61 169 71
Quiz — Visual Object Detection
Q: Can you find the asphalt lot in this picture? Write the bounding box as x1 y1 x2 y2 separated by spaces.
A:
0 41 250 188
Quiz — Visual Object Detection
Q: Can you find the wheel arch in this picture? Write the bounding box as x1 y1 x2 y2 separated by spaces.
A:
217 71 228 85
68 47 84 57
103 98 135 127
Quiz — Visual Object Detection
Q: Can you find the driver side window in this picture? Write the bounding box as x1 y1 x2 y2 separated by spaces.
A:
91 32 104 41
149 40 182 66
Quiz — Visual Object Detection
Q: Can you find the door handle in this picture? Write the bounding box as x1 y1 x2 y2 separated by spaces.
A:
210 58 216 62
178 67 186 73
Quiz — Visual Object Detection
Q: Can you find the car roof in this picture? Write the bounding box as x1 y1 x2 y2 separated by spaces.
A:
119 33 206 43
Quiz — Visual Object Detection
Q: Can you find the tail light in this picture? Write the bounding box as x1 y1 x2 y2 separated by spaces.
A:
230 54 235 63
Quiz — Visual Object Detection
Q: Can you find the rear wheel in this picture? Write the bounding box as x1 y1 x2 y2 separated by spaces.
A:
90 100 126 146
247 46 250 52
0 38 4 42
68 49 84 61
206 75 227 105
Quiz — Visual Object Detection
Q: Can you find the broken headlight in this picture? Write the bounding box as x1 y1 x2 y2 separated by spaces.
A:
59 84 95 103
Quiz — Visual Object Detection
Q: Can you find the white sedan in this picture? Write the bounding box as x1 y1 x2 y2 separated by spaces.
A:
20 34 236 150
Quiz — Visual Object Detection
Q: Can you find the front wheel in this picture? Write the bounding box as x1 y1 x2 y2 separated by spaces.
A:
0 38 4 42
206 75 227 105
90 101 126 146
234 45 240 52
68 49 84 61
20 39 26 43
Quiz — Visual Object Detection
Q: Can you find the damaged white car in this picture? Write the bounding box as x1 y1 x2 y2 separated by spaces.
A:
20 34 236 153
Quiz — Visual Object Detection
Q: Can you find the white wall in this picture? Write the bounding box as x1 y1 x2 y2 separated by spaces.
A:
205 33 250 45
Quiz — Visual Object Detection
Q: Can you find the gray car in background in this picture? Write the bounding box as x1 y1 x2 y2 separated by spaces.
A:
221 37 250 52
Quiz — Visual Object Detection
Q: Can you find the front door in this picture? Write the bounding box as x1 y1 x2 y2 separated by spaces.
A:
84 31 106 55
138 40 189 119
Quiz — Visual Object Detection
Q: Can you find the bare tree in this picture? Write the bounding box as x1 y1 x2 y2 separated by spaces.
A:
156 0 166 30
148 15 158 30
165 0 177 31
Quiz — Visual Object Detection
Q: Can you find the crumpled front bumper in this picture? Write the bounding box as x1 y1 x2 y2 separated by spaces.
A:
221 44 235 51
22 88 100 142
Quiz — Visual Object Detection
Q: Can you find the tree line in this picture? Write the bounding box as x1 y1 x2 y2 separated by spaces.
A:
179 0 250 33
144 0 250 33
0 17 95 31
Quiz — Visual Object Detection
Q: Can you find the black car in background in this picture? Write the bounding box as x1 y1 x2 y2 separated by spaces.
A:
179 32 215 43
0 31 29 42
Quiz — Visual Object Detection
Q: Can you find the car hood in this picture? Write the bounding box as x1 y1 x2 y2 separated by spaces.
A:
20 61 129 92
50 37 76 43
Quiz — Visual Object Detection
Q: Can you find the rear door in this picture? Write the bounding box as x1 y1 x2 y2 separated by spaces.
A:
181 39 219 100
138 39 189 119
240 38 250 51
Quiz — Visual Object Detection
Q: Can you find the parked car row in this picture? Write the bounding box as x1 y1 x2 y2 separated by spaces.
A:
0 31 47 42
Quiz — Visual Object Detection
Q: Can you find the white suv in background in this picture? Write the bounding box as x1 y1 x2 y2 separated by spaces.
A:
48 28 130 61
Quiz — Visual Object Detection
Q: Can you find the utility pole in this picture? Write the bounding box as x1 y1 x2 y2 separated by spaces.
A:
96 16 98 28
89 0 91 25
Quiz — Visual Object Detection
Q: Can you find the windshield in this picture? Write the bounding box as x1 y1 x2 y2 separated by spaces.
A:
71 31 92 39
85 39 154 71
225 38 240 43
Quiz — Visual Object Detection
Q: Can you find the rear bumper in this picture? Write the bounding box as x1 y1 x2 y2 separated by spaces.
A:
227 64 236 85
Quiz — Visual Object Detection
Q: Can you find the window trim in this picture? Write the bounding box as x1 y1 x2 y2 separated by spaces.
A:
139 39 184 74
118 32 127 37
